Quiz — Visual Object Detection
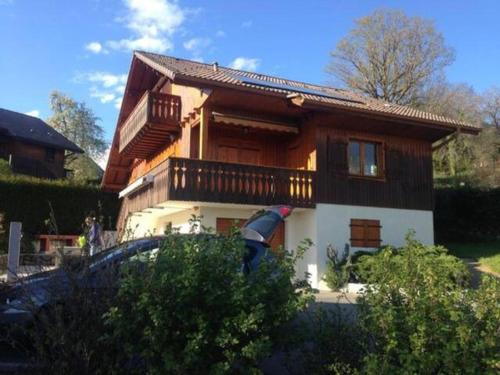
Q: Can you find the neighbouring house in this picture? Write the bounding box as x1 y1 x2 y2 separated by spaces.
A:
0 108 83 179
102 51 480 290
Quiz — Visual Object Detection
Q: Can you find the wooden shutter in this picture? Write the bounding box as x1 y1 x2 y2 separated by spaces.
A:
350 219 381 248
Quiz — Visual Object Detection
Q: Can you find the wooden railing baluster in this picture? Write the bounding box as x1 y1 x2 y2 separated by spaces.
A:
163 157 316 208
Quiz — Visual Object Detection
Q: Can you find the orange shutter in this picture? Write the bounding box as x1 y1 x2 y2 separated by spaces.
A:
350 219 381 248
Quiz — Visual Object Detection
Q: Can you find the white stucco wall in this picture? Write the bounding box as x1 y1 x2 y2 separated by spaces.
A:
314 203 434 290
123 202 434 291
285 209 318 288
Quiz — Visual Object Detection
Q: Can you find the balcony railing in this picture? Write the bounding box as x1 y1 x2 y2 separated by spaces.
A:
166 157 316 208
119 91 181 159
116 157 316 233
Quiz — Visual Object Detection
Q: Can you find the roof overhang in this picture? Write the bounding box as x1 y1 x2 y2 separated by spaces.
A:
286 94 481 137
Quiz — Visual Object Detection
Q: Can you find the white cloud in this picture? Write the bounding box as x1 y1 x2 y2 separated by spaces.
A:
241 20 252 28
95 146 111 169
182 37 211 57
103 0 186 53
75 71 127 109
90 91 116 104
229 57 261 72
215 30 225 37
84 72 127 88
85 41 106 54
25 110 40 118
114 97 123 110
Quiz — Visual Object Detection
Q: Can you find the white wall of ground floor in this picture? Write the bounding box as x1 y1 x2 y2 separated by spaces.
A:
123 202 434 291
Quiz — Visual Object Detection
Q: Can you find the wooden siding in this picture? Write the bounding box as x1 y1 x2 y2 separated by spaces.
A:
316 127 434 210
0 141 66 179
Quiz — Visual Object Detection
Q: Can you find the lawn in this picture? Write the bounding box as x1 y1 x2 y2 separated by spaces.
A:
443 241 500 274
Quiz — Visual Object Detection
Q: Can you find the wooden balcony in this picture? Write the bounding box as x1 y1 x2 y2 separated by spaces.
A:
119 91 181 159
166 157 316 207
117 157 316 232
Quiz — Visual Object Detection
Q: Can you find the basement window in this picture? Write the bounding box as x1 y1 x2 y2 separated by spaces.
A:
350 219 382 248
348 140 382 178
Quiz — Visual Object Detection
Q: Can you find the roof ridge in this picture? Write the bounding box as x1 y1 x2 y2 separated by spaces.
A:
135 50 351 96
133 51 479 130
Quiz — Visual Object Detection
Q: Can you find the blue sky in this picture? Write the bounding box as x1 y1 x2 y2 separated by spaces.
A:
1 0 499 165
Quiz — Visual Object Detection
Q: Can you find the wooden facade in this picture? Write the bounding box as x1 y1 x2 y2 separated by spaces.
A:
0 140 66 179
316 125 434 210
102 54 479 233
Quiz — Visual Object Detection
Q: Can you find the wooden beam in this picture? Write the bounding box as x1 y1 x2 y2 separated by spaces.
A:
109 164 130 172
432 129 460 151
199 106 209 159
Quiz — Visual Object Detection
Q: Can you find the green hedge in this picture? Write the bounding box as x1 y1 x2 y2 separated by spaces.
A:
0 175 120 238
434 188 500 242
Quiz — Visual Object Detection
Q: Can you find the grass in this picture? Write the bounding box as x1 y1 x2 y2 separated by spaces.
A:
443 241 500 274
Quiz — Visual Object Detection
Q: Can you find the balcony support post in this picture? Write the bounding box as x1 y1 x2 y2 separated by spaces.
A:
199 106 209 159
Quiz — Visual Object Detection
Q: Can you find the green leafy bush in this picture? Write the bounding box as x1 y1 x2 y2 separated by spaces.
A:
355 232 469 287
288 306 364 375
105 218 313 374
435 187 500 241
323 245 350 290
0 175 119 244
0 159 12 176
357 234 500 374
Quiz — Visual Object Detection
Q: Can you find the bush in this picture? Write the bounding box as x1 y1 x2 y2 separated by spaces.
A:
287 307 364 375
0 159 12 176
0 175 119 245
357 234 500 374
323 245 350 290
7 257 122 375
355 234 469 287
105 218 313 374
434 187 500 241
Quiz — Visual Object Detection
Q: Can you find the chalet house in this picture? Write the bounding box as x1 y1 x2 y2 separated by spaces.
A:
0 108 83 179
103 52 479 290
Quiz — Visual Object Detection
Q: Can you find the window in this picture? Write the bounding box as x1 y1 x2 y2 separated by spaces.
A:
350 219 381 248
45 148 56 163
348 140 382 177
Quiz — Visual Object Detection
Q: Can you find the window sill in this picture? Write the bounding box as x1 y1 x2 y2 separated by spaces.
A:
348 174 386 182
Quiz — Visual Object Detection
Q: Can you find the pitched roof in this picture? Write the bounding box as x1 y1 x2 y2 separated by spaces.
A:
135 51 479 132
0 108 83 153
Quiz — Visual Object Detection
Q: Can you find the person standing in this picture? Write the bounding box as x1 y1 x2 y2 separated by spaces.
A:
85 216 102 256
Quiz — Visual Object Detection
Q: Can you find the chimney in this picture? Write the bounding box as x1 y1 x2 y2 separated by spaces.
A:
212 62 219 72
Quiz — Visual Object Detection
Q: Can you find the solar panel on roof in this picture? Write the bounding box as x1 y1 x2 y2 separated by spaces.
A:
230 74 364 104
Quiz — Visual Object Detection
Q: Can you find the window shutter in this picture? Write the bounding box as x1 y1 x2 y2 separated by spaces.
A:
350 219 381 248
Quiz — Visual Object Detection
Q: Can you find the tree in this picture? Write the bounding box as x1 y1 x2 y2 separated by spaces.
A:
47 91 107 160
417 81 500 187
326 9 454 105
482 86 500 128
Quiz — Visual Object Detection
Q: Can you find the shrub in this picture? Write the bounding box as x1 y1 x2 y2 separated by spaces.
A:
0 175 119 245
8 257 122 375
287 306 365 375
323 245 350 290
355 232 469 287
105 218 313 374
0 159 12 176
357 234 500 374
434 187 500 241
